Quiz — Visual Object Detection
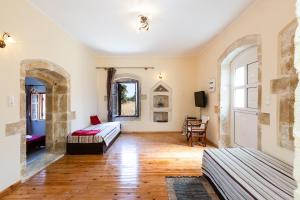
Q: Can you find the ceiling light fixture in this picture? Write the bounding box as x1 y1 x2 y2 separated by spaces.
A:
138 15 150 31
0 32 15 48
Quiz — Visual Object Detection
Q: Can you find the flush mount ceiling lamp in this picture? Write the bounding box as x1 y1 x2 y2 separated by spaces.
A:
138 15 150 31
0 32 15 48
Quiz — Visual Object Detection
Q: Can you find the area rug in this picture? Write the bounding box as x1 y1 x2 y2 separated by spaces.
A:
165 176 220 200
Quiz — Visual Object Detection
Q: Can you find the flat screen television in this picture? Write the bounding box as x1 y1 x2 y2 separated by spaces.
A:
194 91 207 107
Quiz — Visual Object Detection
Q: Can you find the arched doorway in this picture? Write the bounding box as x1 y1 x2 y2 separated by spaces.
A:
20 59 71 177
217 35 263 149
25 77 47 166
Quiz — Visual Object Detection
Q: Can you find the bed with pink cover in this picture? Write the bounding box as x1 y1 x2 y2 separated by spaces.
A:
26 135 45 152
66 122 121 154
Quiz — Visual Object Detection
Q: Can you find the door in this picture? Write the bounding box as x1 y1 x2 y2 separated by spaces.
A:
231 46 258 149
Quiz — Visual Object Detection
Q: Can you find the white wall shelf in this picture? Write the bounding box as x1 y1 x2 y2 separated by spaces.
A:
150 81 172 123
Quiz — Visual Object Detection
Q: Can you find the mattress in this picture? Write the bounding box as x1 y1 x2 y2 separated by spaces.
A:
202 148 297 200
26 135 45 145
67 122 121 146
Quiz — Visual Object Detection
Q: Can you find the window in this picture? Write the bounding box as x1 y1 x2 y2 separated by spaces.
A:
234 88 245 108
233 66 246 108
233 62 258 109
114 80 139 117
31 93 46 120
234 66 245 87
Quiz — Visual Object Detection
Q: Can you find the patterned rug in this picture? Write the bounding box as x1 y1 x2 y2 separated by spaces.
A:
165 176 220 200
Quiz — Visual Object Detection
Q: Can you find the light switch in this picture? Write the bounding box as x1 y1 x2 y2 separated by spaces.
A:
141 94 147 100
8 96 15 107
265 96 270 106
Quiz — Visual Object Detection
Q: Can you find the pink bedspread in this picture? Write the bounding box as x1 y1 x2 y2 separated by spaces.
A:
72 130 101 136
26 135 45 145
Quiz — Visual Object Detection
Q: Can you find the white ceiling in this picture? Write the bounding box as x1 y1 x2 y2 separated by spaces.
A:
29 0 254 56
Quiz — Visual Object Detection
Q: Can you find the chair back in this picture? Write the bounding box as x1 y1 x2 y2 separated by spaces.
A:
201 115 209 123
200 115 209 130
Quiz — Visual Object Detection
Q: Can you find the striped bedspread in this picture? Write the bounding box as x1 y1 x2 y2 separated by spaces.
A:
202 148 297 200
67 122 121 146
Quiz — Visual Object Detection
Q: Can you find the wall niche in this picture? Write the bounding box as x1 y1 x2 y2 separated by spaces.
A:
270 19 298 151
150 81 172 123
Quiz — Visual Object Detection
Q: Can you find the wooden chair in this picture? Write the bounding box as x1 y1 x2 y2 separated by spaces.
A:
184 116 197 141
187 115 209 147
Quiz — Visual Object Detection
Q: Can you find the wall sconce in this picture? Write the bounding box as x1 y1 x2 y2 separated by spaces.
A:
0 32 15 48
158 72 163 80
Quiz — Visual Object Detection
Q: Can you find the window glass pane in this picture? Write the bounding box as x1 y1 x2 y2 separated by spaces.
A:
247 87 258 109
31 94 38 120
234 66 245 87
234 88 245 108
247 62 258 84
119 82 137 116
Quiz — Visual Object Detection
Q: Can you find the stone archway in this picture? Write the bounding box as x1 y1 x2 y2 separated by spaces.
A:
217 35 265 149
19 59 71 175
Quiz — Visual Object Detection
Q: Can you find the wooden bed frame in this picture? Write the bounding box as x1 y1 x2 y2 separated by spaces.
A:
66 132 121 155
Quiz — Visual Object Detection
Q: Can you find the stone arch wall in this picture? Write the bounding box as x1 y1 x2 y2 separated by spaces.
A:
19 59 71 174
271 19 298 151
217 35 266 149
293 0 300 198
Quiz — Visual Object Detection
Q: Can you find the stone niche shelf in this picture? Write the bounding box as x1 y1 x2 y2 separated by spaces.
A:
150 81 172 123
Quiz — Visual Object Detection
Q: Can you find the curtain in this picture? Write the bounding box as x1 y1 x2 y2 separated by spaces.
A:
107 68 116 122
25 85 32 135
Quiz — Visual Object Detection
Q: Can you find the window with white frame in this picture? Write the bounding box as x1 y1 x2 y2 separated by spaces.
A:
233 62 258 110
112 79 140 119
31 93 46 120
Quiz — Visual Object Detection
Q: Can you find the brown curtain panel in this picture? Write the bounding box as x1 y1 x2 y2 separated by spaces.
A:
106 68 116 122
25 85 33 135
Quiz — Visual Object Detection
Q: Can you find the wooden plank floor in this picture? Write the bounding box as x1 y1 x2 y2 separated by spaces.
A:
2 132 213 200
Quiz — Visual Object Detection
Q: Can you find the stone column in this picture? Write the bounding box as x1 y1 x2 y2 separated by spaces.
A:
294 1 300 198
19 68 27 175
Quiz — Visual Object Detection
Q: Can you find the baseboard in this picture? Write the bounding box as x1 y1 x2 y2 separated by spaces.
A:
122 131 182 134
206 139 218 148
0 181 21 198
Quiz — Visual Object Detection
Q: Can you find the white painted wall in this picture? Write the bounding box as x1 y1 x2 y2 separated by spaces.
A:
0 0 297 193
0 0 97 191
96 56 198 132
195 0 296 164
